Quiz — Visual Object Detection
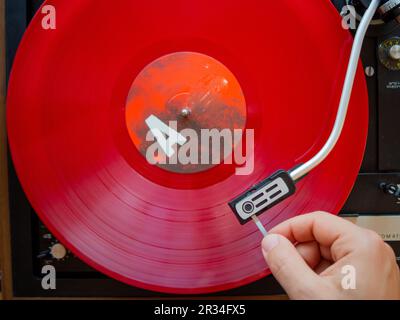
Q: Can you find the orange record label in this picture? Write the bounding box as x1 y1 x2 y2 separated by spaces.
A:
125 52 246 174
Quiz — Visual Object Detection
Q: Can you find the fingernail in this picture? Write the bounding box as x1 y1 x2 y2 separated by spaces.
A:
262 234 280 254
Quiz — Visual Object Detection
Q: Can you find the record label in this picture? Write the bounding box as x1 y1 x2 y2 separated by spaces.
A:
125 52 246 174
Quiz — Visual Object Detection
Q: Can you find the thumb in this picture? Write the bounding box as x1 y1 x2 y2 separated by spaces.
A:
262 234 320 299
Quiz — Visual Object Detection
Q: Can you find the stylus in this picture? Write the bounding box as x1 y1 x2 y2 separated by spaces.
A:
252 215 268 237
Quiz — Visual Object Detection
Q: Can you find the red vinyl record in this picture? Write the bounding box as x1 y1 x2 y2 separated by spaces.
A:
6 0 368 294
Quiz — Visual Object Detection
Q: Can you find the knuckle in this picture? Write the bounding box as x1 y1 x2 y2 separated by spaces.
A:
311 211 331 218
381 243 399 277
384 242 395 256
362 229 385 252
366 229 383 244
383 243 397 262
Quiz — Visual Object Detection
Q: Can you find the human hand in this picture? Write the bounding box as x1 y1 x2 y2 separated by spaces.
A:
261 212 400 300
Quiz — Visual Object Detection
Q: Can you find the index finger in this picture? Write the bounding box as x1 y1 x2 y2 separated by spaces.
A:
269 211 363 247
